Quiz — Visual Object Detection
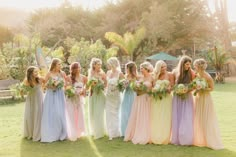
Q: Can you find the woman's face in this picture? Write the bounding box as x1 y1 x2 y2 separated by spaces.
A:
94 62 101 71
76 65 81 74
55 62 62 71
184 61 191 71
140 67 148 75
194 64 199 72
160 64 167 74
33 68 39 78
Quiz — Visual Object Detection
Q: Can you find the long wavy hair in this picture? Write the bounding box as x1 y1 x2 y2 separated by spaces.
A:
49 58 61 72
125 61 137 79
26 66 39 87
107 57 121 72
88 58 104 79
153 60 166 80
175 55 193 84
70 62 80 84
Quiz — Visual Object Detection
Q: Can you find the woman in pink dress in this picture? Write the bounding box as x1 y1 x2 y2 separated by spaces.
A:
193 59 223 150
124 61 153 144
65 62 87 141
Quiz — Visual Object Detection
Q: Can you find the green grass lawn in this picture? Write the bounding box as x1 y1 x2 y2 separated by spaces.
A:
0 82 236 157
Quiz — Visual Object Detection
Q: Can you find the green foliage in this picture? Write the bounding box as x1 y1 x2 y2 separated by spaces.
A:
0 34 41 80
68 38 118 74
105 27 146 60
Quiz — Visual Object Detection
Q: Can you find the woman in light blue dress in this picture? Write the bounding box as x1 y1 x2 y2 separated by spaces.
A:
120 61 137 137
87 58 107 139
23 66 43 141
41 58 67 142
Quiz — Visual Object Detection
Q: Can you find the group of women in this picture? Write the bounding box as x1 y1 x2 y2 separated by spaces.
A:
22 55 223 150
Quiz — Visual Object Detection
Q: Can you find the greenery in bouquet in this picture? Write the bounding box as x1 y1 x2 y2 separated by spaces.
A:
11 83 34 97
65 85 76 98
117 79 129 92
151 80 170 100
130 80 147 96
173 83 188 99
86 77 104 94
189 77 208 96
46 77 64 91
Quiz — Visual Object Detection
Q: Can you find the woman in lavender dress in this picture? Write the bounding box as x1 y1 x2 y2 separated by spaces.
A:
41 58 67 142
171 56 195 145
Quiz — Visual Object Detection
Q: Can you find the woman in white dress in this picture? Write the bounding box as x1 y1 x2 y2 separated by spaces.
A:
105 57 124 140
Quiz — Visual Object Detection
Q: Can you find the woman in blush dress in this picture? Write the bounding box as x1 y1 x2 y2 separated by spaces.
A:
171 56 195 146
193 59 223 150
150 60 174 144
41 58 67 142
105 57 124 140
23 66 43 141
124 61 153 145
87 58 107 139
65 62 87 141
120 62 137 137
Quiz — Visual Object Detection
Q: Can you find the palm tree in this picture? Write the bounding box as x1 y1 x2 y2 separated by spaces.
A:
205 46 230 83
104 27 146 61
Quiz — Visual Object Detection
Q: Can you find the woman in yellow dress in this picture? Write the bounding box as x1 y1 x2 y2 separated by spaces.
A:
150 60 174 144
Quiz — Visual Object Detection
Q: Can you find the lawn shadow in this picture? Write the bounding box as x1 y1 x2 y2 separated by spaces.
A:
19 137 236 157
0 98 24 106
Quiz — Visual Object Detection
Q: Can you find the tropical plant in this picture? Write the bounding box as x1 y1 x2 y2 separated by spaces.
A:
104 27 146 61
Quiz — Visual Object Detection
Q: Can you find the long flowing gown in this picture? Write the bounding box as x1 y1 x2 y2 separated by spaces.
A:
120 84 136 137
150 80 172 144
41 76 67 142
88 77 106 139
194 90 223 150
66 80 85 141
105 75 121 139
24 84 43 141
124 81 152 144
171 91 194 145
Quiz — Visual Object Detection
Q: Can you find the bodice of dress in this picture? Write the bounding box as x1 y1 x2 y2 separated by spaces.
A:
106 72 120 95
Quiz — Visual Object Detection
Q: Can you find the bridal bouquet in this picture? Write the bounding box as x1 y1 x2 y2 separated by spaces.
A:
190 77 208 96
151 80 170 100
46 77 64 91
174 83 188 99
117 79 129 92
86 77 105 94
65 85 76 98
130 80 147 96
11 83 33 97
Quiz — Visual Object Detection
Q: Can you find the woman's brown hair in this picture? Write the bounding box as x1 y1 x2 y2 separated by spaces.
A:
176 56 193 84
70 62 80 84
49 58 61 72
26 66 39 87
125 61 137 79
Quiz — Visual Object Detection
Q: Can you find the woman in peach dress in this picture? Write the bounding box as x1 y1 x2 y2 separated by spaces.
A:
193 59 223 150
124 61 153 144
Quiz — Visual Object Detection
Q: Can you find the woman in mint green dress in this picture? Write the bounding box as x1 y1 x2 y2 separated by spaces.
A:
87 58 107 139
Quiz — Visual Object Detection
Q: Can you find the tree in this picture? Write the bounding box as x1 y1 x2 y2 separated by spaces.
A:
105 27 146 61
0 25 13 47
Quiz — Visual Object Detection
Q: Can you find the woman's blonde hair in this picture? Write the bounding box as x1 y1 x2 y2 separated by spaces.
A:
153 60 166 80
88 57 103 78
140 61 153 73
107 57 121 72
193 58 207 71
